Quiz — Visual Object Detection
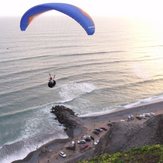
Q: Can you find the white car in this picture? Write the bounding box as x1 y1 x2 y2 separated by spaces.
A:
59 151 67 158
77 140 86 144
94 139 99 145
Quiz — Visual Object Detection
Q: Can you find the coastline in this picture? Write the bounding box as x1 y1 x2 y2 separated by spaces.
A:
82 99 163 122
13 100 163 163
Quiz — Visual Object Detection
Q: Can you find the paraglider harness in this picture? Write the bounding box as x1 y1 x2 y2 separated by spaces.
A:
48 79 56 88
48 74 56 88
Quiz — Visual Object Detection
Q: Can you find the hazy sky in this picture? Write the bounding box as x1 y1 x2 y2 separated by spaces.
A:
0 0 163 19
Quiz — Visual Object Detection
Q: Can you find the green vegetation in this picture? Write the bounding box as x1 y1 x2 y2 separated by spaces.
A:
80 144 163 163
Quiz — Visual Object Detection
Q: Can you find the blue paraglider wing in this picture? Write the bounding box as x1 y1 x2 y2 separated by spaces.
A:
20 3 95 35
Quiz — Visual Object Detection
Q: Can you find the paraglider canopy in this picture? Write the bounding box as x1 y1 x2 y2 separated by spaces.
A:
20 3 95 35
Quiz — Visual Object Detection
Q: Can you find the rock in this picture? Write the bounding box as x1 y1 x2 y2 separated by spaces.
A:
51 105 86 138
51 105 78 128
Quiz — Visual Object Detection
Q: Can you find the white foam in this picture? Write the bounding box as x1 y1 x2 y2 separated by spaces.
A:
80 107 118 117
124 95 163 109
0 133 68 163
0 144 35 163
59 82 96 103
0 103 68 163
21 105 67 140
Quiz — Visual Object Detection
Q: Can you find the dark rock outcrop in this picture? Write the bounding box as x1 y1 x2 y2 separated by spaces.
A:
51 105 77 127
51 105 86 138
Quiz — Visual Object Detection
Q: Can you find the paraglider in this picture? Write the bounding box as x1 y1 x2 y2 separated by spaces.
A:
48 73 56 88
20 3 95 35
20 3 95 88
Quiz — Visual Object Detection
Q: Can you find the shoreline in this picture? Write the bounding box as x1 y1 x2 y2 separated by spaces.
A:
13 100 163 163
82 99 163 121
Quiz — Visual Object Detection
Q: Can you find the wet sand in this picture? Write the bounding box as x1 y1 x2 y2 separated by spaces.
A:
13 101 163 163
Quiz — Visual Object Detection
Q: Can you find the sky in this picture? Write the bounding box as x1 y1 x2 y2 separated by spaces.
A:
1 0 163 20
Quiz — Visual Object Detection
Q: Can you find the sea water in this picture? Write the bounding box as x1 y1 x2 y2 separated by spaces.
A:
0 16 163 162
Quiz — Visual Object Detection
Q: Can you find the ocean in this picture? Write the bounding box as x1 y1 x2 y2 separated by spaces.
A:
0 16 163 163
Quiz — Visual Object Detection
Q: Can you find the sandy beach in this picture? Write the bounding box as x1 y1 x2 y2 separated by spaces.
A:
13 100 163 163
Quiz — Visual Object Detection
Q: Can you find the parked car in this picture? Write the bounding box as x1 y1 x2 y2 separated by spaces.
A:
77 139 86 144
94 139 99 145
83 135 92 142
59 151 66 158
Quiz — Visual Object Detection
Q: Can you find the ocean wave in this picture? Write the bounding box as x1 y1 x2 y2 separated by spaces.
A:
0 82 46 99
0 132 67 163
0 104 49 119
123 95 163 109
47 57 163 73
0 65 57 80
3 48 162 66
0 106 68 163
90 77 163 94
59 50 124 57
0 82 95 117
57 82 96 103
136 44 163 49
0 54 53 64
57 70 126 82
0 44 95 56
79 107 119 117
79 94 163 117
0 50 117 64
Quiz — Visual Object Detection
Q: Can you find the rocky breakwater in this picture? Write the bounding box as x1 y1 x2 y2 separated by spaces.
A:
12 105 86 163
51 105 86 138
